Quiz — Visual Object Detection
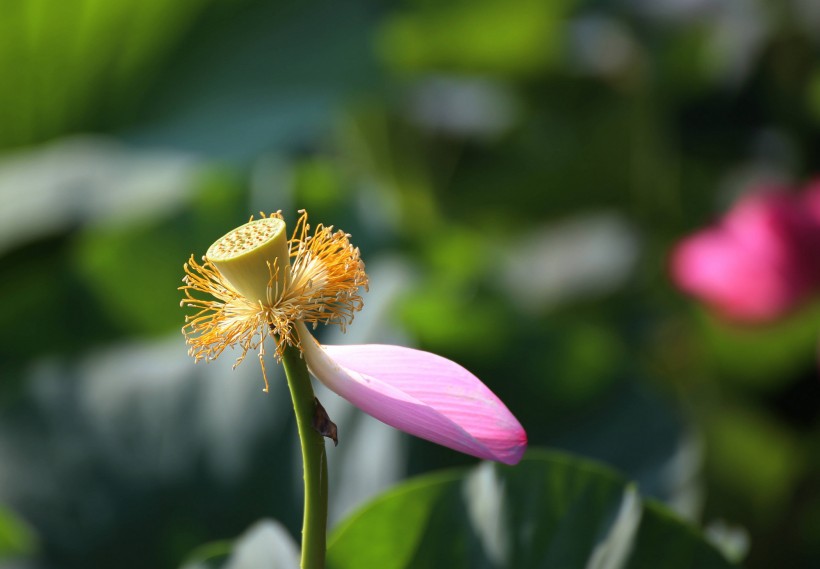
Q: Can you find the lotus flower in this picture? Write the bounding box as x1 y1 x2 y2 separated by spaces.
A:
671 182 820 323
180 211 526 464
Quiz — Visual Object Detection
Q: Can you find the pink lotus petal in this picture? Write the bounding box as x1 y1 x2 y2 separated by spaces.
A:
296 323 527 465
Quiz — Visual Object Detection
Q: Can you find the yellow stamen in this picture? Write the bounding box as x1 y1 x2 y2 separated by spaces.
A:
180 210 368 391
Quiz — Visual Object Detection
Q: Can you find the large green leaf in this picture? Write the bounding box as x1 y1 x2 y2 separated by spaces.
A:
0 0 213 149
327 451 736 569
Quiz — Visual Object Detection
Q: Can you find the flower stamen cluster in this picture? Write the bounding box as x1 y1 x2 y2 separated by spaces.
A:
180 210 368 391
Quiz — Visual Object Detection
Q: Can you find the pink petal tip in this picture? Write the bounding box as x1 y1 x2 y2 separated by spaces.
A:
298 327 527 465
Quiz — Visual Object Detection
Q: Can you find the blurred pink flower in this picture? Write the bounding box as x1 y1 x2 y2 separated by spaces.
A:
671 181 820 323
296 322 528 465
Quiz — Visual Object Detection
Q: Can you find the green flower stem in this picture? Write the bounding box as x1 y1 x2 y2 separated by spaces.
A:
281 342 328 569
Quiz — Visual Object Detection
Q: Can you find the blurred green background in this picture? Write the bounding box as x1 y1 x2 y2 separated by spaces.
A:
1 0 819 567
